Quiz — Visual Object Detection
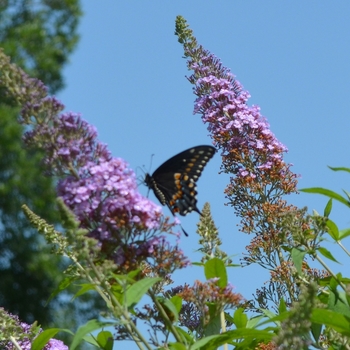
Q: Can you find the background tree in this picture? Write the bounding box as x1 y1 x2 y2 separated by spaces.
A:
0 0 94 330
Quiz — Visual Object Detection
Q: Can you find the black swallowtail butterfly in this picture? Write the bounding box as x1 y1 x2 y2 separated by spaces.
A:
145 145 216 235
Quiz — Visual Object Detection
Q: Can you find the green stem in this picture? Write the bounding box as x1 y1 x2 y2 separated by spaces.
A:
337 240 350 257
315 254 347 292
149 291 184 344
220 311 228 350
87 258 153 350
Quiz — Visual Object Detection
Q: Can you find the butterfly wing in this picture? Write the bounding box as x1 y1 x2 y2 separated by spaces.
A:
145 145 216 216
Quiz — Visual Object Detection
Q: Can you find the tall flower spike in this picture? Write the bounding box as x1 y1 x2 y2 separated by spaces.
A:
175 16 299 251
196 202 232 265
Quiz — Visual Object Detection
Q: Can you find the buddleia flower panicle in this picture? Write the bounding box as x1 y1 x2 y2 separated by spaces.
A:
175 16 299 255
0 49 188 272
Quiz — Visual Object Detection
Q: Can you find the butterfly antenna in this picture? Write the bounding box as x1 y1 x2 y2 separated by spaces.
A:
149 153 155 174
180 225 189 237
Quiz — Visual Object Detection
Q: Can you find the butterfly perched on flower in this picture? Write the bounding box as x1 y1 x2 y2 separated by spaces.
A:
145 145 216 235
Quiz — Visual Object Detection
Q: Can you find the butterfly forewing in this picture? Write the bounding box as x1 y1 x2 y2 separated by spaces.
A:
145 145 216 216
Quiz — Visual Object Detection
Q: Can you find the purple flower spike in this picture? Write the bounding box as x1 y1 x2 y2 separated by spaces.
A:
58 157 163 240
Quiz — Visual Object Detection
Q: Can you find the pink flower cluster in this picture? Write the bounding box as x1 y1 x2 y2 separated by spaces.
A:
57 157 163 240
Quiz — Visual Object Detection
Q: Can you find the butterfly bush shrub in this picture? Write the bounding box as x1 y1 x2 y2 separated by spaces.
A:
0 15 349 349
0 46 243 348
175 16 350 349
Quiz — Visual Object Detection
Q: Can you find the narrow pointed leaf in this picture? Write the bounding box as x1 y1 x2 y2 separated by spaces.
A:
311 322 323 342
317 247 339 263
126 277 161 308
339 228 350 240
343 189 350 201
159 297 180 323
328 166 350 173
300 187 350 207
48 276 76 303
324 199 332 217
291 248 306 275
278 298 287 314
31 329 61 350
233 308 247 328
326 219 339 241
74 283 95 298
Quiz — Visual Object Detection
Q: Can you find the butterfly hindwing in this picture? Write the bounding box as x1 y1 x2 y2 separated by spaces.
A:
145 145 216 216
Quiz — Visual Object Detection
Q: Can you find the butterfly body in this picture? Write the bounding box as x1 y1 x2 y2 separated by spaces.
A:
145 145 216 218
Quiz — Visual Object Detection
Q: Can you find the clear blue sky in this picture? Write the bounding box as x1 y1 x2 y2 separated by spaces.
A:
57 1 350 346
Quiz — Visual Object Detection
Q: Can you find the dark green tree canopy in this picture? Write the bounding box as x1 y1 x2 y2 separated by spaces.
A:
0 0 83 328
0 0 81 93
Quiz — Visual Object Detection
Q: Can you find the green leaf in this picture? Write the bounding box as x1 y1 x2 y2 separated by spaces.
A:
329 275 339 292
169 343 187 350
81 334 100 347
190 329 274 350
170 295 183 314
204 258 227 288
324 199 332 217
311 322 323 342
31 329 60 350
96 331 114 350
173 325 194 343
339 228 350 240
204 314 221 336
257 309 293 327
74 283 95 299
233 308 248 328
278 298 287 314
311 309 350 336
300 187 350 207
319 276 350 287
190 334 223 350
326 219 339 241
343 189 350 201
32 329 73 350
328 166 350 173
327 289 350 317
126 277 161 308
291 248 306 275
110 270 142 285
48 276 76 303
246 315 265 329
70 320 115 350
317 247 339 263
159 297 180 323
224 312 234 326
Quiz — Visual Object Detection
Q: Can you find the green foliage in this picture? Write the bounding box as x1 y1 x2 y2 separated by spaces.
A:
5 12 350 350
0 0 84 333
70 320 116 350
0 105 62 325
204 258 228 288
0 0 81 93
